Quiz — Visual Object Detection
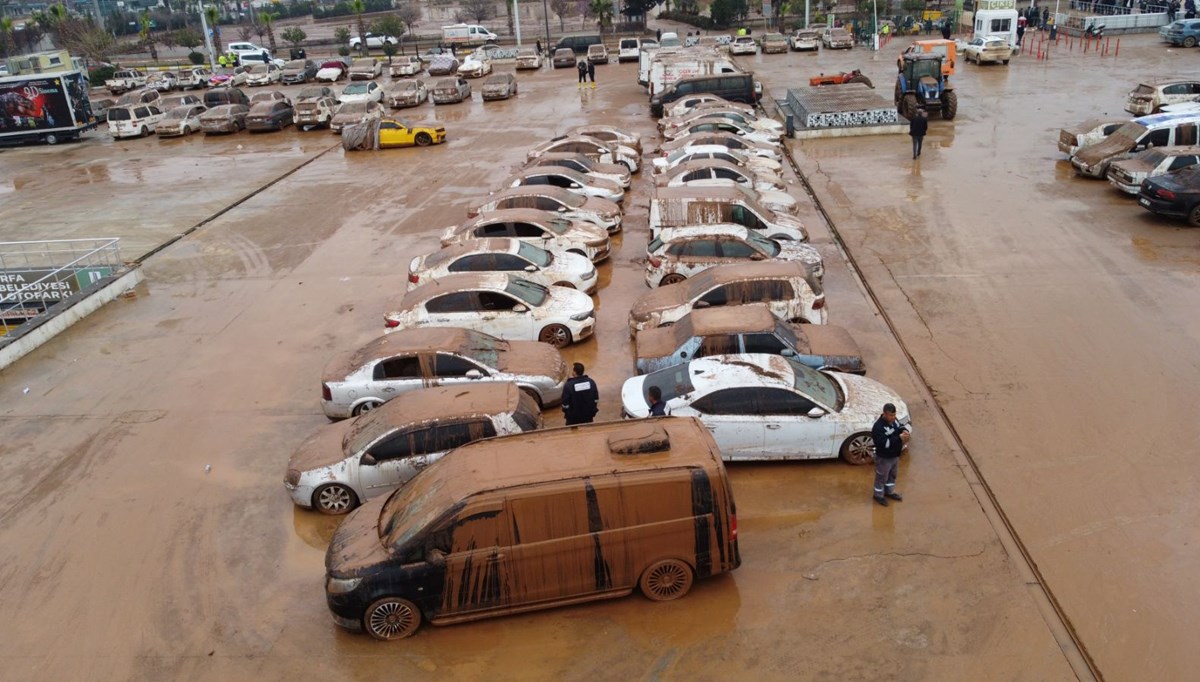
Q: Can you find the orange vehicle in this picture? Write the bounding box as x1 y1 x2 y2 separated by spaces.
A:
809 69 874 88
896 39 957 76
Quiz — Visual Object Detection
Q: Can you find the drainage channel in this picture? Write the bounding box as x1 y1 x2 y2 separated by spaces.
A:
779 137 1102 681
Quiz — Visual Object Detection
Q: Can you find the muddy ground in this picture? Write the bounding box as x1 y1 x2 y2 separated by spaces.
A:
0 32 1189 680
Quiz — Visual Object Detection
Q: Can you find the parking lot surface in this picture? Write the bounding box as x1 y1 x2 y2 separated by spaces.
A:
0 33 1190 679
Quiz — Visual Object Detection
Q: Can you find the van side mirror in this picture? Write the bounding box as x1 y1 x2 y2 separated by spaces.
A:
360 453 378 466
425 548 447 567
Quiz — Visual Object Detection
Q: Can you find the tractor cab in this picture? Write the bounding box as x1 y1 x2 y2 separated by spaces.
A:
895 53 958 120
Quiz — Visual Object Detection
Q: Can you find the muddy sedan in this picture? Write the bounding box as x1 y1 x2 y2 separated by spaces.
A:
320 327 568 418
628 261 827 334
154 104 206 137
524 153 632 188
385 79 427 108
440 209 611 263
652 145 784 175
389 56 423 77
659 132 783 163
287 383 541 514
528 135 641 173
426 55 460 77
468 186 622 233
634 303 864 375
1107 146 1200 194
497 167 625 203
620 354 909 464
383 273 596 348
663 119 782 145
199 103 249 134
432 77 471 104
330 101 385 133
246 100 294 132
408 238 597 293
481 73 518 100
645 225 824 288
567 124 643 153
657 158 786 193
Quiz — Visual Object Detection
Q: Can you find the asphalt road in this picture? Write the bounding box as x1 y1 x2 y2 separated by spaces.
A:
0 31 1190 679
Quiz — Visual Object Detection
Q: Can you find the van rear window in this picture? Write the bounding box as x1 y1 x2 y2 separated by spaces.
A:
107 108 131 121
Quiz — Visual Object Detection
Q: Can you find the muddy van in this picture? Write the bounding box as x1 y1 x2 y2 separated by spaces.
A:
1072 111 1200 178
324 417 741 640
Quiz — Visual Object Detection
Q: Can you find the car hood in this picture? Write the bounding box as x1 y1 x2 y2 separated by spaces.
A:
546 285 596 317
800 324 863 360
1075 136 1133 167
1110 157 1153 175
777 242 824 270
829 372 907 424
576 195 621 217
288 420 354 472
325 495 391 577
619 374 652 417
494 340 568 378
631 282 688 320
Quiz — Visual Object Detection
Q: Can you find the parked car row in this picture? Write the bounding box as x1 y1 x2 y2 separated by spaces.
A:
105 88 299 138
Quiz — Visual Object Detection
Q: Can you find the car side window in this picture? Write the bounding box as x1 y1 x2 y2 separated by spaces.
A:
713 168 741 182
479 223 514 237
665 242 689 257
1176 124 1197 146
690 387 759 415
1144 128 1171 148
367 427 428 461
743 279 795 302
379 121 398 130
756 387 818 416
434 419 497 451
683 239 719 258
698 285 729 306
531 197 561 211
681 170 707 183
449 254 496 271
492 254 530 270
730 204 766 231
742 332 788 354
698 333 739 356
449 504 507 553
718 239 757 258
1164 84 1187 96
1170 154 1197 170
425 291 476 313
523 175 551 186
478 291 518 311
434 353 486 377
374 354 423 380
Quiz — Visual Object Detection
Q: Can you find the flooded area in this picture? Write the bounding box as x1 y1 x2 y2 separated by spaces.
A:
0 31 1191 679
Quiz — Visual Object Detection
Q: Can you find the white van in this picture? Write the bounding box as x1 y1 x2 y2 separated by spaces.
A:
442 23 498 46
1072 110 1200 178
619 37 642 63
107 104 165 139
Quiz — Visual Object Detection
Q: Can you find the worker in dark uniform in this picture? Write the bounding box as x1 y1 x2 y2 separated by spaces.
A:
562 362 599 425
647 385 669 416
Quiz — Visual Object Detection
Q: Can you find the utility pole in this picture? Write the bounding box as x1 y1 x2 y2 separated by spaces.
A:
542 0 552 50
200 5 217 71
514 0 522 45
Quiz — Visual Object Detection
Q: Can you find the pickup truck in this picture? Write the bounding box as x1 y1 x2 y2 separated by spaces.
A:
176 67 212 90
106 69 147 95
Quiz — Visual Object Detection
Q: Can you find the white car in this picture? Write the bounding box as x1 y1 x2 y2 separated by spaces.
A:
440 209 612 263
663 95 756 119
349 32 399 49
286 383 541 514
524 153 632 188
349 57 383 80
245 62 282 86
389 55 423 77
620 354 911 464
662 108 785 136
498 167 625 203
652 145 784 175
146 72 178 92
659 132 783 163
618 37 642 63
1107 146 1200 194
316 60 349 82
154 104 206 137
730 35 758 55
107 104 165 139
408 238 598 294
567 124 643 153
964 36 1014 64
663 118 782 145
319 327 568 418
227 41 272 64
645 224 823 288
458 54 493 78
468 186 622 233
1057 117 1127 156
383 273 596 348
527 135 641 173
339 81 382 104
657 158 785 194
675 178 798 215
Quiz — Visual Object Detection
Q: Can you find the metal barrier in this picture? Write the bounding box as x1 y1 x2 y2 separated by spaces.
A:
0 238 124 338
1062 10 1169 29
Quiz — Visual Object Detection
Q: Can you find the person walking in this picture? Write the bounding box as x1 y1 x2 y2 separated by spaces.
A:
562 363 599 425
647 386 669 416
908 107 928 158
587 59 596 89
871 403 911 506
656 27 662 42
940 20 951 40
1042 7 1050 27
577 58 588 88
536 39 543 56
1016 22 1026 46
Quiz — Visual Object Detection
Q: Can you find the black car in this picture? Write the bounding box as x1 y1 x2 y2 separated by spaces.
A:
282 59 318 84
1138 166 1200 226
246 100 295 132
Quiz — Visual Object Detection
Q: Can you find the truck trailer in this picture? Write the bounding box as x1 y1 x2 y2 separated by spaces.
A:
0 70 96 146
648 50 741 97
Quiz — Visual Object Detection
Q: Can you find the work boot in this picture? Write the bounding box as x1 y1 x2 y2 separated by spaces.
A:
591 82 596 89
885 491 904 502
874 495 888 507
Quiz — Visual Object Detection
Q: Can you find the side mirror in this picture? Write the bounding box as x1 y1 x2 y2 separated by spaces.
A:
557 206 568 212
524 264 537 272
570 183 582 189
806 407 824 419
360 453 378 466
425 548 447 567
694 300 711 308
541 233 553 239
512 303 528 312
465 369 483 379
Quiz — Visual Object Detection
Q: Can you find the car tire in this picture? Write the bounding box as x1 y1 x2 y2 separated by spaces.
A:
140 125 149 137
659 273 687 286
415 132 432 146
364 597 422 640
1186 36 1197 47
44 133 59 145
353 399 383 416
839 432 875 465
1188 203 1200 227
313 483 359 515
538 323 572 348
518 386 544 409
639 559 694 601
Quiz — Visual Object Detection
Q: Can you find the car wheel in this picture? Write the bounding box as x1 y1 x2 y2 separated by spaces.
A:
353 399 383 416
839 432 875 465
1188 203 1200 227
415 132 432 146
639 558 694 601
364 597 422 640
1186 36 1197 48
140 126 149 137
518 386 544 409
44 133 59 145
313 483 359 515
659 273 687 286
538 323 572 348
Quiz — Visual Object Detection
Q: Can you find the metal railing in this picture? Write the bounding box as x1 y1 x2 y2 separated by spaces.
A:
0 238 124 338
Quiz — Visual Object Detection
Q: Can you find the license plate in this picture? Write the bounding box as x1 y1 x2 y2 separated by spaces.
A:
1139 197 1150 207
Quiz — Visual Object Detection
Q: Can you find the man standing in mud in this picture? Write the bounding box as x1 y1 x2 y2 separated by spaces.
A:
587 59 596 89
872 403 910 506
577 58 588 88
909 108 928 159
562 363 599 425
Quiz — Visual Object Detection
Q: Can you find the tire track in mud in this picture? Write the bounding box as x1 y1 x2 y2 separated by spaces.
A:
780 137 1103 681
132 142 343 266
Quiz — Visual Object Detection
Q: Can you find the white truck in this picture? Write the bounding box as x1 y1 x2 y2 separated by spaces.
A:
105 69 147 95
0 70 97 145
648 52 741 97
639 36 682 89
442 24 498 47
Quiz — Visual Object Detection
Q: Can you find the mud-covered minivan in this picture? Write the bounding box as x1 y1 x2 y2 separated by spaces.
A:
1072 110 1200 178
324 417 741 640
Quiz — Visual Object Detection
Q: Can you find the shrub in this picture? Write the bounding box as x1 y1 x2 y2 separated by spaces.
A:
89 65 116 86
188 51 205 65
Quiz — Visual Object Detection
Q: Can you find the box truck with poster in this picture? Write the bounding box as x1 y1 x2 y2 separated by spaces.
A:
0 70 96 146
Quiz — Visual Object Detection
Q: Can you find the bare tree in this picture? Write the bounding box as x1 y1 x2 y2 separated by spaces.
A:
549 0 575 31
396 1 422 31
238 24 255 42
56 17 115 65
456 0 496 23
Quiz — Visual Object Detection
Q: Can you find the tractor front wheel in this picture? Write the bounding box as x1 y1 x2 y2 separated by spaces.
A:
942 89 958 120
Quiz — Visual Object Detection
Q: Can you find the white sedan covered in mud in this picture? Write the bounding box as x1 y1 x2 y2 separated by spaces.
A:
645 225 823 288
440 209 612 263
407 238 598 293
527 135 641 173
621 354 911 464
656 158 786 194
652 145 784 175
468 186 622 233
383 273 596 348
662 118 782 145
496 167 625 203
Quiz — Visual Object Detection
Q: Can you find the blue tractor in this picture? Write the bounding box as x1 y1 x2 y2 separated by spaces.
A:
894 53 957 120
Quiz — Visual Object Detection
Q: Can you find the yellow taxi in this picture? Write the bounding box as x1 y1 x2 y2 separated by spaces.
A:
378 118 447 148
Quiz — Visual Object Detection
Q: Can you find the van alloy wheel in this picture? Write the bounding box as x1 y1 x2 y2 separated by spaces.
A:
640 559 694 601
365 597 422 640
314 484 358 515
840 432 874 465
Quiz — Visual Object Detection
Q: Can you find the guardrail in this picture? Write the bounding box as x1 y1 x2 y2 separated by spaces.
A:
1062 10 1169 30
0 238 124 338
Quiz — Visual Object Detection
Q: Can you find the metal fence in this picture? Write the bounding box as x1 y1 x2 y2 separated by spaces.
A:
0 238 124 338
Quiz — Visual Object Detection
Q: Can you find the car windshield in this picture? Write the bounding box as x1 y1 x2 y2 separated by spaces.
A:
790 359 841 409
515 241 552 267
344 83 370 94
643 364 696 404
251 64 269 73
163 107 191 119
1139 149 1168 165
542 217 572 234
660 36 682 46
745 231 781 257
1111 122 1149 146
380 475 448 550
504 277 549 306
285 60 306 69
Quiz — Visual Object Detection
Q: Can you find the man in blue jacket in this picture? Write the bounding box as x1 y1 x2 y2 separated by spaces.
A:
872 403 911 506
562 362 599 425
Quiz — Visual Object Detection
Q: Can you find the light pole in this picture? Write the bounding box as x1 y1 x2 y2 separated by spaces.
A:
542 0 552 50
872 0 879 51
199 5 217 71
514 0 522 45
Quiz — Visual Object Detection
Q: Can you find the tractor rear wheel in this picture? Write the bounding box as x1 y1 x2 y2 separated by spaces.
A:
942 90 958 120
900 94 918 121
893 80 903 105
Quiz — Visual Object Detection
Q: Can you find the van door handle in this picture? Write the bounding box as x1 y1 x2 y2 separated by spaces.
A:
766 424 781 430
